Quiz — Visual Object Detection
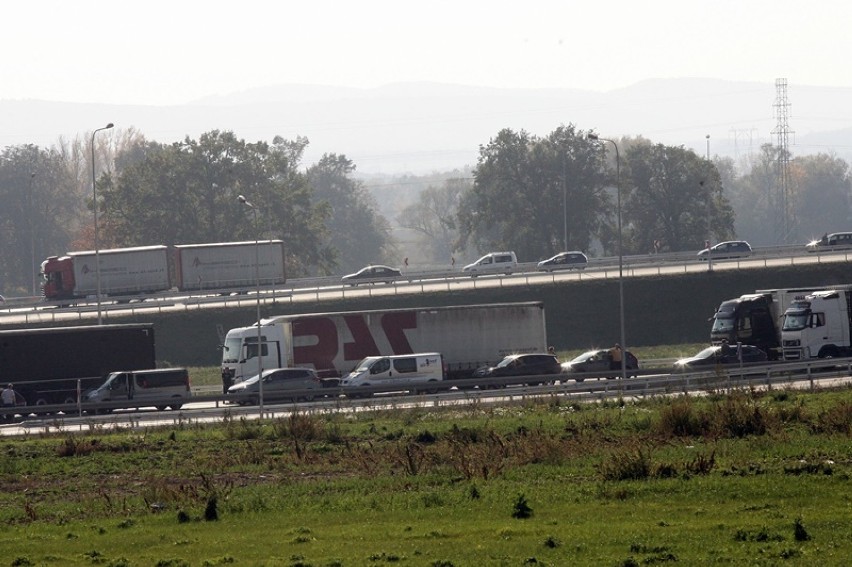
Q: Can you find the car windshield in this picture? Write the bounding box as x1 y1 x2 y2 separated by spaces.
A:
571 351 599 363
496 357 517 368
695 347 719 359
353 358 376 372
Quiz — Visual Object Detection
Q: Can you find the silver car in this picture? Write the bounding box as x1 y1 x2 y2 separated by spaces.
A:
227 367 321 404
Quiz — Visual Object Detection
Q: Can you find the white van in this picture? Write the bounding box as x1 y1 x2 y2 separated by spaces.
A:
85 368 191 411
341 353 445 394
462 252 518 276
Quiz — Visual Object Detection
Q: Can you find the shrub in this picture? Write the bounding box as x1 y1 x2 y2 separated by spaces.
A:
599 446 652 481
656 398 704 437
793 517 811 541
511 493 533 519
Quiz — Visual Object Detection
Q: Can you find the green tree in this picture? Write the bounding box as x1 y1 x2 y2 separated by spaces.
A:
396 177 470 263
622 141 735 252
307 153 395 273
458 125 607 261
0 145 79 295
99 131 333 277
790 153 851 240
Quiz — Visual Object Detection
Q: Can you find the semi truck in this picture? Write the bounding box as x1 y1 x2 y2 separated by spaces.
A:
710 288 820 359
41 240 286 302
781 287 852 360
220 302 548 390
0 323 156 406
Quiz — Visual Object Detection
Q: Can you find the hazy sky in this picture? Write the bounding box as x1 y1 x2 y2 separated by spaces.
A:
4 0 849 105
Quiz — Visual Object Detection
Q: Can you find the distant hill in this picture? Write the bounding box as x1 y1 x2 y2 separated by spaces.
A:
3 79 851 173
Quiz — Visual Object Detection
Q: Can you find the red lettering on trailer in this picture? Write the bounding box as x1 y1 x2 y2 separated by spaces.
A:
342 315 380 360
292 317 339 373
381 311 416 353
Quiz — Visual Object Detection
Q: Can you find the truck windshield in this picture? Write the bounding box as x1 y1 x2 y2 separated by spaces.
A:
711 316 735 333
222 337 242 363
782 311 810 331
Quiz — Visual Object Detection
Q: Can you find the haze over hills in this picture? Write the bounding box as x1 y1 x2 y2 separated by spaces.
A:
3 79 852 174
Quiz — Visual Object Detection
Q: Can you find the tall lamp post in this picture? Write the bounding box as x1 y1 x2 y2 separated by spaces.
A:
91 122 114 325
705 135 713 273
29 173 36 296
588 133 627 381
238 194 264 416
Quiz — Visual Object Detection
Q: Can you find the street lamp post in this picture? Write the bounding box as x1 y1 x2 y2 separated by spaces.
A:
91 122 114 325
705 135 713 273
562 156 568 250
588 133 627 381
238 194 264 416
29 173 36 296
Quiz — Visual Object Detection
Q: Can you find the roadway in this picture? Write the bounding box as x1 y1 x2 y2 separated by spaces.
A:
2 245 851 326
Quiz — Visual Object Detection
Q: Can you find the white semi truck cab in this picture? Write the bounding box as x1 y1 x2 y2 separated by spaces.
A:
781 289 852 360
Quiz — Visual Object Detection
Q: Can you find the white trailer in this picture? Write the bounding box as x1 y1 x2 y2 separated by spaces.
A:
67 246 171 297
174 240 285 291
220 302 548 389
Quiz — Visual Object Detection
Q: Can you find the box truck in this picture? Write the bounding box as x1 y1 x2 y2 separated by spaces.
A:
0 323 156 406
220 302 548 390
41 240 285 301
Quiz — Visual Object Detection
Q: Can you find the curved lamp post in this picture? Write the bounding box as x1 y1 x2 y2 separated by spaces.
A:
587 133 627 381
92 122 114 324
238 194 264 416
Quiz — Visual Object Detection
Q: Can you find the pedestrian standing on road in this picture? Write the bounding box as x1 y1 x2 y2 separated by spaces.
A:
2 384 17 421
608 343 623 371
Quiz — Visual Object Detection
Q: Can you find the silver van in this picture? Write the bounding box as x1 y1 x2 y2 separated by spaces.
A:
341 353 445 394
85 368 191 411
462 251 518 276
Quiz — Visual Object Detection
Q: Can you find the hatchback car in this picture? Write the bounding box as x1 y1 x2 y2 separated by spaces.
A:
697 240 752 260
673 345 768 370
227 367 322 404
537 251 588 272
473 353 561 379
561 349 639 382
341 264 401 286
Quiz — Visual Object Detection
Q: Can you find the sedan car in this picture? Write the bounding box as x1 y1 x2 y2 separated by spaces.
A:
673 345 768 370
473 353 561 379
561 349 639 382
341 265 401 286
537 251 588 272
697 240 752 260
226 367 322 405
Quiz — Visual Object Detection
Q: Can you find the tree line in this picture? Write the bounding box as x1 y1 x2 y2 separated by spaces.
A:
1 124 850 296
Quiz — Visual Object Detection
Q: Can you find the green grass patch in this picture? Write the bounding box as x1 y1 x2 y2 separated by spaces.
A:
0 387 849 564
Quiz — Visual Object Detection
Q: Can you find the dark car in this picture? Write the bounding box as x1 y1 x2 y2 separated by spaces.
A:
473 353 561 380
806 232 852 252
697 240 752 260
537 251 588 272
560 349 639 382
673 345 768 370
227 367 322 404
341 264 401 286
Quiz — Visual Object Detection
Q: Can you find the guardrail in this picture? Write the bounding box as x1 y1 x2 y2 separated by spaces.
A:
4 357 848 422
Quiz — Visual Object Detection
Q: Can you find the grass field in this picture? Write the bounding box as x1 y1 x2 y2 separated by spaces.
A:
0 379 849 566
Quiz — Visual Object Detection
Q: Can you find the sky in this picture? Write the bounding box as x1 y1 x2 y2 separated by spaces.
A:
4 0 852 105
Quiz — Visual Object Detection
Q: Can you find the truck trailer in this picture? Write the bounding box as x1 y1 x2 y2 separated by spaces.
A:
41 240 286 301
781 287 852 360
0 323 157 406
710 288 820 359
220 302 548 390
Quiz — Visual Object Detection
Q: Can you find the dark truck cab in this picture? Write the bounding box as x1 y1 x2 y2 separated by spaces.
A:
711 293 782 359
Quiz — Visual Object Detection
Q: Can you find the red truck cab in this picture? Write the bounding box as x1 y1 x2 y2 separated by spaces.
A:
40 256 76 299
